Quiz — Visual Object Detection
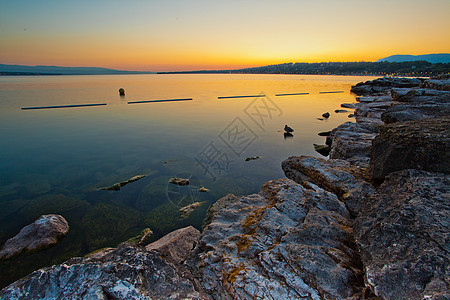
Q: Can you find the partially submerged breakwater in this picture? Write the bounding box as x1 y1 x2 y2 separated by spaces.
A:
1 75 449 299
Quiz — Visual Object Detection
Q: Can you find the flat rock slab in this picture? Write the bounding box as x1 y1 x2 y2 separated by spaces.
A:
354 169 450 299
0 214 69 260
282 156 375 216
187 179 364 299
0 243 206 299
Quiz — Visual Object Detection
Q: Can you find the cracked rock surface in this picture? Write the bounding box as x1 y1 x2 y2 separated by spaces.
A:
354 169 450 300
187 179 365 299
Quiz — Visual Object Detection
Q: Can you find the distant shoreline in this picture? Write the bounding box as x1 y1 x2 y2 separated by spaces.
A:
2 60 449 77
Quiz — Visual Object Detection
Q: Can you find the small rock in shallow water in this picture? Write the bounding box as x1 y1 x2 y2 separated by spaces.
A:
334 109 348 113
284 125 294 133
126 228 153 246
198 187 208 192
100 175 146 191
322 112 330 118
178 201 205 218
245 156 261 161
169 177 190 186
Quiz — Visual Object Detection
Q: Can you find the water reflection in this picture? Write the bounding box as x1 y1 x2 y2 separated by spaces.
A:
284 132 294 139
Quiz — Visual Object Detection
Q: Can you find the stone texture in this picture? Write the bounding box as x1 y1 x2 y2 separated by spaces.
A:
0 215 69 260
146 226 201 264
187 179 364 299
420 78 450 91
282 156 375 216
327 122 377 168
354 169 450 300
382 90 450 124
0 242 207 299
370 117 450 180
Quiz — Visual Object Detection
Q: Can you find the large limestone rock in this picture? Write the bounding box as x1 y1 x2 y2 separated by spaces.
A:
187 179 365 299
354 169 450 299
327 122 377 168
146 226 201 263
282 156 375 216
382 89 450 124
0 214 69 260
351 77 421 95
0 242 207 299
370 117 450 180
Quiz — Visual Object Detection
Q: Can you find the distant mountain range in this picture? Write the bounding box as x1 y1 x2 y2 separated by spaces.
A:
0 64 154 75
377 54 450 64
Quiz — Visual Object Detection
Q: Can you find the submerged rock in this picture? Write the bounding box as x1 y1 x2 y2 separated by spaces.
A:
99 174 146 191
0 215 69 260
126 228 153 246
354 169 450 299
1 242 206 299
179 202 205 218
169 177 190 186
245 156 261 161
187 179 364 299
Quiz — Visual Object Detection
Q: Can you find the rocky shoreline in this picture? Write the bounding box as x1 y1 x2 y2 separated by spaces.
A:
1 76 449 299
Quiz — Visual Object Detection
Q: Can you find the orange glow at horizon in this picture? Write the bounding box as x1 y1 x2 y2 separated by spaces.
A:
1 1 449 72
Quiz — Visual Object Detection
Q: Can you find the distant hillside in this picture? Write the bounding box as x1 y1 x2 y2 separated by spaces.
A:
0 64 154 75
230 61 450 76
377 54 450 64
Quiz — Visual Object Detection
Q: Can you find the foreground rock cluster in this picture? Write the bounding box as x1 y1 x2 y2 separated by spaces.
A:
1 75 449 299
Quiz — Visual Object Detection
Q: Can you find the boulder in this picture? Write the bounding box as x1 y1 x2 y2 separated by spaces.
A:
420 78 450 91
354 169 450 299
327 122 377 167
187 179 365 299
382 102 450 123
322 112 330 118
0 215 69 260
146 226 201 263
0 242 207 299
370 117 450 180
281 156 375 216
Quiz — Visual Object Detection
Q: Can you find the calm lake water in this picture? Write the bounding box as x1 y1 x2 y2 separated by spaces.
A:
0 74 374 287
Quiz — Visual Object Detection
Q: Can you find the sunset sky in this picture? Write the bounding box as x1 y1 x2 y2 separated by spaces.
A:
1 0 449 71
